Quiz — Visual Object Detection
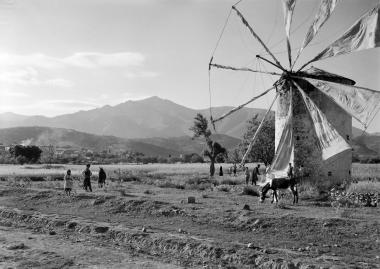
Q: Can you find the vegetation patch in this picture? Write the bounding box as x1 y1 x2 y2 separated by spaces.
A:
241 186 259 196
220 178 240 185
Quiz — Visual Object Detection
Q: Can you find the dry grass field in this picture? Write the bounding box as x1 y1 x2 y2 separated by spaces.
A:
0 163 379 268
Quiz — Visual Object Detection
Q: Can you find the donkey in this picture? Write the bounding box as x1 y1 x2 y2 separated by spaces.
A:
260 177 298 204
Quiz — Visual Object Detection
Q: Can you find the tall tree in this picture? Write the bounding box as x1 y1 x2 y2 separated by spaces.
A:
9 145 42 164
240 114 275 166
190 113 227 176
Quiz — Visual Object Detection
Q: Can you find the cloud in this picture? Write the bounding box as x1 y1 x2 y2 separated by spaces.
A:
0 67 73 87
42 99 100 109
0 89 29 98
124 70 159 79
0 52 147 69
64 52 145 68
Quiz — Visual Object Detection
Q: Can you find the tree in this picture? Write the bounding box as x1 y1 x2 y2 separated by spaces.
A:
240 114 275 166
228 148 242 164
190 113 227 176
9 145 42 164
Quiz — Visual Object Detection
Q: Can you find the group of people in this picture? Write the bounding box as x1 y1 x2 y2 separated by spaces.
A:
241 162 305 186
63 164 107 196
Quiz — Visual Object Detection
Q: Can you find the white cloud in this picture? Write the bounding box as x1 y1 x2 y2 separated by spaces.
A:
44 78 74 88
42 99 99 109
0 52 147 69
124 70 159 79
0 89 29 98
0 67 73 87
64 52 145 68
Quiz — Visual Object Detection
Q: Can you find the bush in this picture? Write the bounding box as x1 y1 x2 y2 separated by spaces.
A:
217 185 230 192
221 178 240 185
185 177 219 186
242 186 259 196
144 189 154 195
158 181 185 189
347 181 380 194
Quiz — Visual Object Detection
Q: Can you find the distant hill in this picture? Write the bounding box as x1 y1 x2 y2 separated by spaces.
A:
0 96 266 139
0 126 240 157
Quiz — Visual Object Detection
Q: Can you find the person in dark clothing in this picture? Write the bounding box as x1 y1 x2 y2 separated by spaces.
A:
245 167 250 185
82 164 92 192
219 166 223 176
233 164 237 177
251 164 260 185
98 167 106 188
287 163 294 179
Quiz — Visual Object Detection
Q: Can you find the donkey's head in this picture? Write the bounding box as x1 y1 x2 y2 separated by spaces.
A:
260 183 271 203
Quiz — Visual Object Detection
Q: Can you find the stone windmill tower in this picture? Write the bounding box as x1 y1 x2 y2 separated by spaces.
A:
208 1 380 184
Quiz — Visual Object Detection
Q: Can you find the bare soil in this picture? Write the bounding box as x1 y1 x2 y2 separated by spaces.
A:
0 179 379 268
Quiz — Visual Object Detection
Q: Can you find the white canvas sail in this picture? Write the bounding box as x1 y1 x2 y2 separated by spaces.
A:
302 4 380 67
294 0 339 63
295 83 351 160
302 77 380 128
269 89 294 178
282 0 297 66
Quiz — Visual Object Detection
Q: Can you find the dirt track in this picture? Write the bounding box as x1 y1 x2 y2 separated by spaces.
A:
0 180 379 268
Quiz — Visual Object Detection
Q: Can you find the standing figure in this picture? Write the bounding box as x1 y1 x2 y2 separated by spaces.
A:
98 167 107 188
82 164 92 192
297 164 304 181
245 167 250 185
265 164 271 174
233 163 237 177
64 169 73 196
251 164 260 185
219 166 223 176
287 163 294 179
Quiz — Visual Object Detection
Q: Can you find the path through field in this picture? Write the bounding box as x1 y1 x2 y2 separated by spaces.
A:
0 164 379 268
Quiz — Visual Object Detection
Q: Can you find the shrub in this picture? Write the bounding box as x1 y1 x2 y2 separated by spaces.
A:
242 186 259 196
217 185 230 192
185 177 219 186
158 181 185 189
347 181 380 194
29 176 45 182
144 189 154 195
221 178 240 185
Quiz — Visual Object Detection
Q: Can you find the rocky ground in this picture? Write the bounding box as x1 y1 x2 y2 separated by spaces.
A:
0 179 379 268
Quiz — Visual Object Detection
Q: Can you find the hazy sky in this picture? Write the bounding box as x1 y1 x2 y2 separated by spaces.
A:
0 0 379 132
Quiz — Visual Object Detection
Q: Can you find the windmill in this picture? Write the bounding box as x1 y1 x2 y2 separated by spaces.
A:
208 0 380 184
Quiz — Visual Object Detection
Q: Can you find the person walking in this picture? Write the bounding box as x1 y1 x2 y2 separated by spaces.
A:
98 167 107 188
63 169 73 196
219 166 223 176
244 167 250 185
233 163 237 177
287 163 294 179
82 164 92 192
251 164 260 185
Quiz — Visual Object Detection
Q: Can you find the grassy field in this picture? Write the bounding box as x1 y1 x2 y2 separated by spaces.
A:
0 162 379 268
1 162 379 177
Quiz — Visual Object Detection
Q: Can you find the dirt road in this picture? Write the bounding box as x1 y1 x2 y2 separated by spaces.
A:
0 224 182 269
0 181 379 268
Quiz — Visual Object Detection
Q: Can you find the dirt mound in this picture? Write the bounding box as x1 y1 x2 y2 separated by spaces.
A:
0 207 315 268
108 199 187 217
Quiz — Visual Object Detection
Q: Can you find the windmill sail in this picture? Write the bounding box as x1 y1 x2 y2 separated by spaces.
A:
294 0 339 64
295 83 351 160
301 4 380 69
269 88 294 178
302 77 380 127
282 0 297 67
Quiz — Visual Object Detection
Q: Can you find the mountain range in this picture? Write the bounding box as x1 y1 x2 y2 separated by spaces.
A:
0 96 379 158
0 126 240 157
0 96 267 139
